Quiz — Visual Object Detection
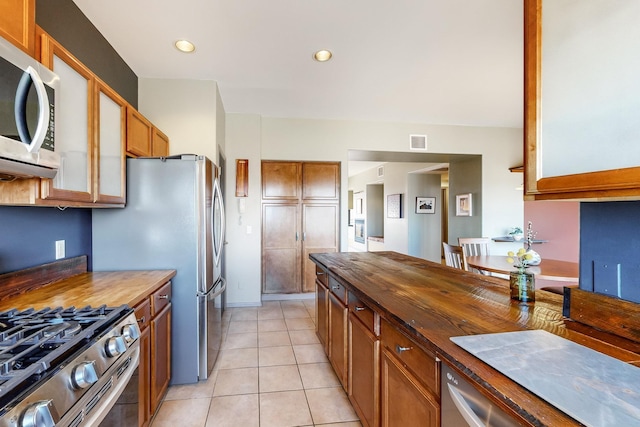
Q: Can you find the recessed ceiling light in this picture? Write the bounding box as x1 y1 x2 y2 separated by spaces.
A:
175 40 196 53
313 49 332 62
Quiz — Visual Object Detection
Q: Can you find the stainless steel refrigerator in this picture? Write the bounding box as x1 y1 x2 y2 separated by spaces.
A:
92 155 226 385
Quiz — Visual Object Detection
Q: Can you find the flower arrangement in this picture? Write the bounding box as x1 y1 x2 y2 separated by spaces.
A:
525 221 537 250
506 248 534 273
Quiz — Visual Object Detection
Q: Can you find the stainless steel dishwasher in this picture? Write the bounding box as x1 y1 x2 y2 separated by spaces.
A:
441 362 522 427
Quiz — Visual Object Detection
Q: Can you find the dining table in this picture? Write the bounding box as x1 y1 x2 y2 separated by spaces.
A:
466 255 579 283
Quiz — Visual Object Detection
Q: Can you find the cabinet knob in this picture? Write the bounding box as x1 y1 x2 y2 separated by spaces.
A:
317 272 325 276
158 294 169 300
137 316 146 324
354 306 366 312
332 285 340 290
395 345 413 354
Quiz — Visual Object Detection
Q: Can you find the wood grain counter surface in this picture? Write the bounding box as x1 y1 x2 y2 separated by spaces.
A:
0 270 176 311
310 251 640 427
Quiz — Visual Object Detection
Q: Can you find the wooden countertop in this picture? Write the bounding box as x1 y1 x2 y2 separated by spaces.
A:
310 251 640 427
0 270 176 311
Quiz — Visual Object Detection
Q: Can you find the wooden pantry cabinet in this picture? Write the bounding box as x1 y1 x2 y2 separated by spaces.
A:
261 161 340 294
0 0 35 55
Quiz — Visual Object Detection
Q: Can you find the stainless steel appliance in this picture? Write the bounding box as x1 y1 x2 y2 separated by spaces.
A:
92 155 226 385
441 361 520 427
0 36 60 180
0 305 140 427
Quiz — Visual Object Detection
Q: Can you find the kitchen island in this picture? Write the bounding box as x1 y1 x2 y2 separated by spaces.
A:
310 251 640 426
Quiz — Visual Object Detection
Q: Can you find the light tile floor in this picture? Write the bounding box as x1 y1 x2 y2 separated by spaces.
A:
151 299 362 427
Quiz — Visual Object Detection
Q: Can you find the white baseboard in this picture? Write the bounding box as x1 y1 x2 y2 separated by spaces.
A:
262 292 315 301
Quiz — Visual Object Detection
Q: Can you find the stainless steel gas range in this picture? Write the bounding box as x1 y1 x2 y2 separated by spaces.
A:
0 305 140 427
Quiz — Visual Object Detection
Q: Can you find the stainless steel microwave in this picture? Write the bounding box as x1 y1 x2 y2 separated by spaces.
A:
0 36 60 180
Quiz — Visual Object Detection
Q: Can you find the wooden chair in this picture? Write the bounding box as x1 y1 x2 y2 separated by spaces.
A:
442 243 466 271
458 237 491 274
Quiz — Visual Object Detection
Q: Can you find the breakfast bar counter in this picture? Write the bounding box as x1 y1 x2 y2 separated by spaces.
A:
310 251 640 426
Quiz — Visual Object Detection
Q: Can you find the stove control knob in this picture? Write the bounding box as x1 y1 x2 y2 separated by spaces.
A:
105 336 127 357
121 323 140 343
71 360 99 390
20 400 59 427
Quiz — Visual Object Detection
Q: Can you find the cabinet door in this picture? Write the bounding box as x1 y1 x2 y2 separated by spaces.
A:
329 292 348 390
524 0 640 200
262 161 301 200
39 32 94 203
349 314 380 427
316 279 329 354
150 304 171 415
262 203 301 293
302 204 339 293
138 325 151 427
381 348 439 427
152 127 170 156
94 80 126 204
302 162 340 201
126 107 152 157
0 0 34 55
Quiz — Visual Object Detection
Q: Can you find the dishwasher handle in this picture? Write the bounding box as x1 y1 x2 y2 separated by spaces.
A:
447 383 485 427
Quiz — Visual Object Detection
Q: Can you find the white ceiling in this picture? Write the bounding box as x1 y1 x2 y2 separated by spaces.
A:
71 0 524 128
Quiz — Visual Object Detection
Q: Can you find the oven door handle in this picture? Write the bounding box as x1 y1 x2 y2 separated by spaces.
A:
447 383 485 427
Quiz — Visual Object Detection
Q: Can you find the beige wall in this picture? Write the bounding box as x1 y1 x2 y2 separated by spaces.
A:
223 115 524 306
138 78 222 162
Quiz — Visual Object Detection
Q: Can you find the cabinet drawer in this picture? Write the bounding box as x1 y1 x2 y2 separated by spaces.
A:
380 318 439 396
134 298 151 331
348 292 377 335
316 264 328 286
328 276 347 305
151 281 172 316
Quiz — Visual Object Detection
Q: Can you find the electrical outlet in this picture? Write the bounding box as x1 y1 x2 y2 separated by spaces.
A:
55 240 65 260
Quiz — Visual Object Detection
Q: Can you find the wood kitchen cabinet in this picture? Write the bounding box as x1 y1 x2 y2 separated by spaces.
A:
150 281 172 415
315 265 329 354
0 0 35 55
0 29 126 207
134 299 152 427
380 319 439 427
524 0 640 201
328 276 348 390
348 292 380 427
261 161 340 294
133 281 172 426
152 127 170 156
126 107 170 158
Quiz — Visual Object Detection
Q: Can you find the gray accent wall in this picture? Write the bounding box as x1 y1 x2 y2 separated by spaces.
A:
36 0 138 107
407 173 442 262
448 157 482 244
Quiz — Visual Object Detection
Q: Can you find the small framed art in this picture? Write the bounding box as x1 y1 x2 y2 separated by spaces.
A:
415 197 436 214
387 194 403 218
456 193 472 216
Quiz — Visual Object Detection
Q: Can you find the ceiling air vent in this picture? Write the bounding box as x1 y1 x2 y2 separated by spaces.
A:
377 166 384 177
409 134 427 151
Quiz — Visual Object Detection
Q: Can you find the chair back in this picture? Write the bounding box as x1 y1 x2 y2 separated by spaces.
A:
442 243 466 270
458 237 491 257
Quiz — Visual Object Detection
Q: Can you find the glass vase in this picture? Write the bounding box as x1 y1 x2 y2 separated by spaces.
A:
510 271 535 302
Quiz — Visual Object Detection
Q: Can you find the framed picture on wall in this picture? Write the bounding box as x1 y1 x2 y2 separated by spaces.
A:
387 194 403 218
415 197 436 214
456 193 472 216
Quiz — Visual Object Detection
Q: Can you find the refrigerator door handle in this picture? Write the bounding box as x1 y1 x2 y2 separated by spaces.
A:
212 177 226 268
198 277 227 299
